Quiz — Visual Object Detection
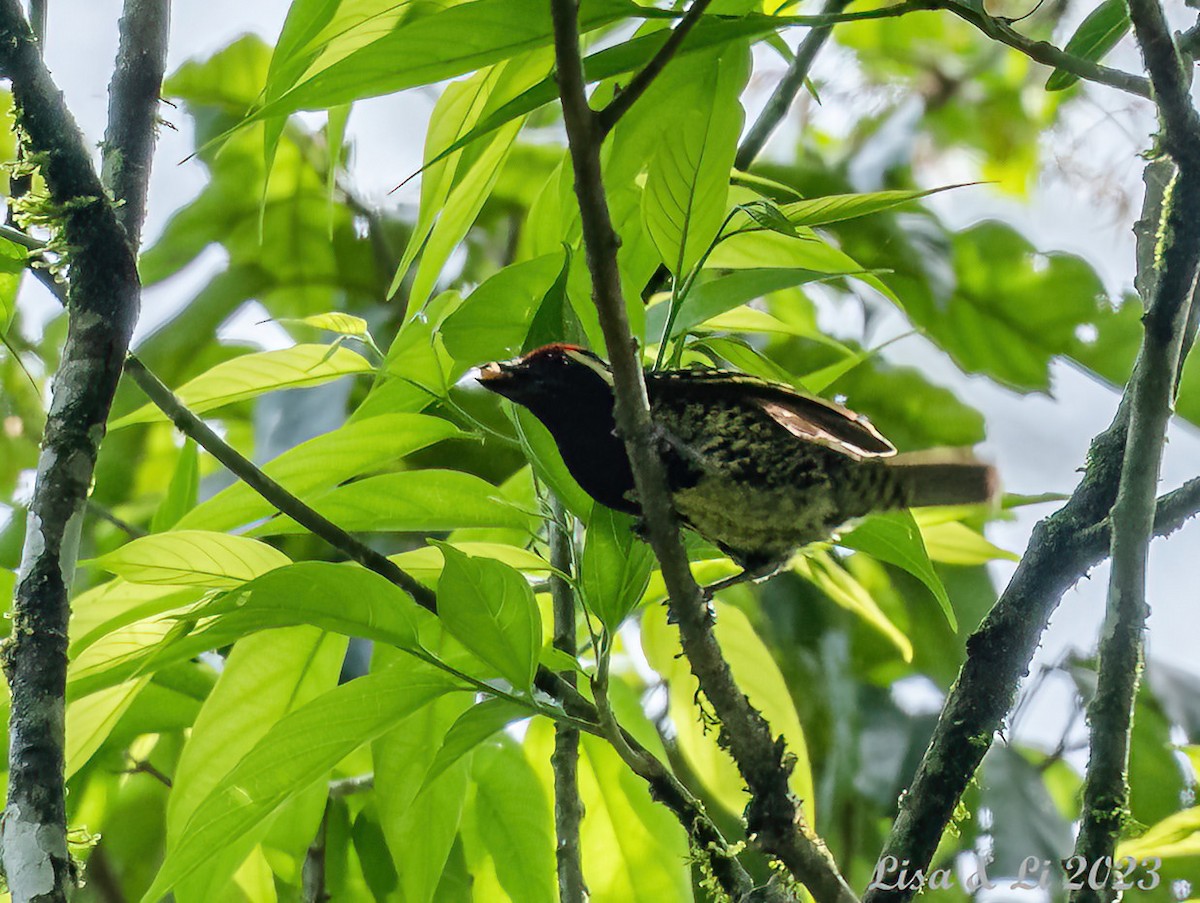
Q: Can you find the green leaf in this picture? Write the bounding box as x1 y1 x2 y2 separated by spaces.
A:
91 531 291 588
247 470 530 536
908 222 1106 392
65 678 150 779
434 543 541 692
440 253 566 364
641 46 747 276
252 0 641 120
471 738 557 903
1118 806 1200 859
739 199 797 236
140 658 465 903
111 345 373 428
773 184 970 228
151 439 200 532
278 311 369 338
913 518 1018 565
388 541 553 586
371 660 473 903
840 510 956 630
176 413 463 532
421 698 531 794
165 627 347 902
0 235 26 332
647 267 825 339
580 503 654 630
196 561 426 651
524 248 584 351
792 551 913 660
1046 0 1130 91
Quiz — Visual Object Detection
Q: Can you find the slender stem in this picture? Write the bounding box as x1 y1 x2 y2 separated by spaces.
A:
549 2 853 900
301 801 330 903
595 0 716 137
549 498 587 903
121 354 439 612
737 0 851 169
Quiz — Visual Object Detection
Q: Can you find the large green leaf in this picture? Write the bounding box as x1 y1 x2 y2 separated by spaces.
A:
434 543 541 692
111 345 373 428
165 627 347 902
641 46 747 276
247 469 530 536
372 650 474 903
140 658 466 903
420 698 531 793
906 222 1106 392
580 503 654 630
439 252 566 364
91 531 291 588
646 267 826 340
471 738 557 903
252 0 643 120
176 413 463 532
840 510 955 630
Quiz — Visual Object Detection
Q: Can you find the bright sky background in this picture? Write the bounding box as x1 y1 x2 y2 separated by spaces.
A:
21 0 1200 759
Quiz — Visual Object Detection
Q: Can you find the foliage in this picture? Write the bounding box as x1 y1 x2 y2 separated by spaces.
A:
0 1 1197 902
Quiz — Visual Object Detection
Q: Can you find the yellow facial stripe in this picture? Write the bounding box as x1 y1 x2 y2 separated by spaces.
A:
564 349 614 385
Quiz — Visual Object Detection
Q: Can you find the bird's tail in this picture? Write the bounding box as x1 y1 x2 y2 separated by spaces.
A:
886 452 999 507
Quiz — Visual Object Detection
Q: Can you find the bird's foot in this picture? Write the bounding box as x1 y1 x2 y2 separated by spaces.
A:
699 561 785 602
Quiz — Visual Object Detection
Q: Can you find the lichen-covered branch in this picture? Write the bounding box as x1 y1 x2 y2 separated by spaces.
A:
0 0 149 896
549 2 854 900
1069 0 1200 895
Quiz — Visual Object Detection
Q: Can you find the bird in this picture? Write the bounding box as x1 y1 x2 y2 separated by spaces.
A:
477 343 996 581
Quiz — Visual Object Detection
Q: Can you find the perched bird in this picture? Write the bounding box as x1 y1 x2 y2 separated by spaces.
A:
478 343 996 576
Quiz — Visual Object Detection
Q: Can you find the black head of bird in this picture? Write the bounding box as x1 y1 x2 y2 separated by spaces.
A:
478 343 996 572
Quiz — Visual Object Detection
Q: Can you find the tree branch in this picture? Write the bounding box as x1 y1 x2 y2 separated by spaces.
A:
0 1 147 896
1070 2 1200 895
594 0 716 138
934 0 1152 99
102 0 170 250
736 0 851 170
549 2 854 900
549 498 587 903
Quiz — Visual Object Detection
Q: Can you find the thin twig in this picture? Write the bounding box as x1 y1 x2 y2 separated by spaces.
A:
86 500 148 539
0 1 148 896
933 0 1151 99
595 0 716 137
549 2 851 900
549 498 587 903
328 772 374 798
736 0 850 169
120 355 438 611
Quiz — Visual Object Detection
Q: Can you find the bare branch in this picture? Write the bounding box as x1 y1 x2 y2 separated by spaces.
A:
737 0 850 169
549 1 853 900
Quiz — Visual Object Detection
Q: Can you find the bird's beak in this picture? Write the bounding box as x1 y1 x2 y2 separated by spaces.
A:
476 357 521 390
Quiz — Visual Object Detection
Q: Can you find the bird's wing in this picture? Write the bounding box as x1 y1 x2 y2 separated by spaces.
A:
650 369 896 462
